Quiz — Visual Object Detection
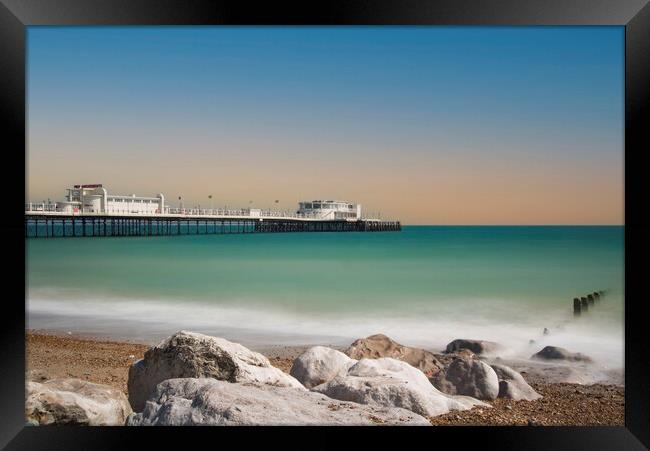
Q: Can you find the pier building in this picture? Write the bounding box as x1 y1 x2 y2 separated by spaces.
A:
55 184 166 215
297 200 361 220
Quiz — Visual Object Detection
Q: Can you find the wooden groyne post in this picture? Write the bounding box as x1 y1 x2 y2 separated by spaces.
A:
573 298 581 316
572 290 606 316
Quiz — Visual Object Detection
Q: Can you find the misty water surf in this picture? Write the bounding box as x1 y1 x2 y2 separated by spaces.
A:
26 226 624 370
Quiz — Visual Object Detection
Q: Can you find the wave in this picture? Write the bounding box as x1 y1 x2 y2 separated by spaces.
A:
27 294 624 370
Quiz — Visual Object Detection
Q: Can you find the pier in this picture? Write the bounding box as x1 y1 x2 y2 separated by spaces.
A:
25 185 401 238
25 210 401 238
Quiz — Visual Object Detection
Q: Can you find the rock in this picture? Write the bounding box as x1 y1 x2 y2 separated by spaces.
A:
313 357 486 417
290 346 356 389
436 348 476 367
126 378 430 425
445 339 502 356
128 331 304 412
502 361 606 385
531 346 593 363
26 378 132 426
432 354 500 400
345 334 443 377
490 364 541 401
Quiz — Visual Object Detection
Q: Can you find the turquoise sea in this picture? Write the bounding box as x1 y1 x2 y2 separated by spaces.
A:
26 226 624 367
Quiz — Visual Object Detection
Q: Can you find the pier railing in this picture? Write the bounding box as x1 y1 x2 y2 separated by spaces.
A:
25 203 58 213
166 207 315 219
25 203 388 222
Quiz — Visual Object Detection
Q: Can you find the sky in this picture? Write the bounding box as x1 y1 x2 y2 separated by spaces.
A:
27 26 624 225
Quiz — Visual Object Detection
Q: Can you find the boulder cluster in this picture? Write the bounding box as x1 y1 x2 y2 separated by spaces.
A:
26 331 586 426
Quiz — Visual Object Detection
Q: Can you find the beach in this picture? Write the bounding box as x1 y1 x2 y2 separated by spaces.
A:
26 330 624 426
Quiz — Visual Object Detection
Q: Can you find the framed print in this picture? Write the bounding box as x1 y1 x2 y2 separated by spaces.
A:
1 0 648 449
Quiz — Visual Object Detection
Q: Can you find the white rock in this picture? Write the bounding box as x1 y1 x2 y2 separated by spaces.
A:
491 364 541 401
313 358 487 417
26 378 132 426
290 346 357 388
126 378 431 425
128 331 304 412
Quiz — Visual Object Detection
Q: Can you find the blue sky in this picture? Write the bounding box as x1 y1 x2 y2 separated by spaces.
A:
27 26 624 224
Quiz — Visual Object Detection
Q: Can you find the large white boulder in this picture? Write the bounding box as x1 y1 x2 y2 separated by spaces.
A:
313 357 486 417
126 378 431 425
432 355 500 400
290 346 357 388
26 378 132 426
128 331 304 412
490 364 541 401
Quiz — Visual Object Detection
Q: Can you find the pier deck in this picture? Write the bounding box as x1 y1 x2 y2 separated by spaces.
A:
24 211 401 238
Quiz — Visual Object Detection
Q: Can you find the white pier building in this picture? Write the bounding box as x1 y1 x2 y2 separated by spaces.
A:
53 184 167 215
297 200 361 220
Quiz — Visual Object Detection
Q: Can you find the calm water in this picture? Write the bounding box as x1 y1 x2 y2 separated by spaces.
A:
26 226 624 367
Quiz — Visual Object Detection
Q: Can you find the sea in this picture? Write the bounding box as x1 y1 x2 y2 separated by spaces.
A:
26 226 624 369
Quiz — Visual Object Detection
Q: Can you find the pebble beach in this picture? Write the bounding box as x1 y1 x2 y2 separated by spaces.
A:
26 330 624 426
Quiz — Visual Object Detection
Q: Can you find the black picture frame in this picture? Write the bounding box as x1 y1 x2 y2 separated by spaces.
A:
2 0 648 449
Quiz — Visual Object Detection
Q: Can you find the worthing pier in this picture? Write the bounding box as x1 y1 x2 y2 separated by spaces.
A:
25 184 401 238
